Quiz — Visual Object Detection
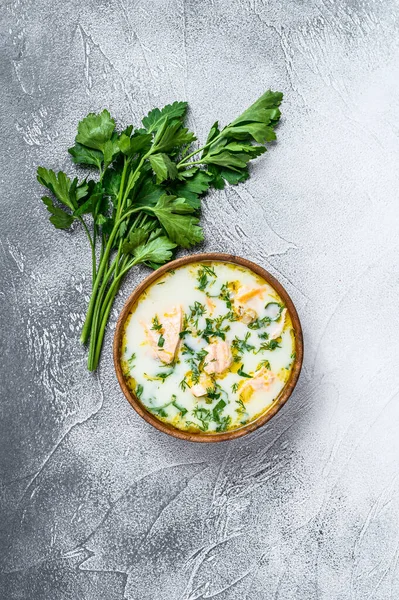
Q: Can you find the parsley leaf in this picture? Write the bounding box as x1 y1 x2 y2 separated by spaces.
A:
37 168 82 211
132 236 177 266
170 171 212 209
150 195 203 248
149 153 178 183
75 109 115 152
142 101 188 133
68 142 103 169
41 196 74 229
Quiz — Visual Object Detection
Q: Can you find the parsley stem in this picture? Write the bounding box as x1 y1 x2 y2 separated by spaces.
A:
77 216 96 285
90 274 123 370
80 158 137 345
177 128 225 168
177 143 210 166
177 159 206 169
90 254 134 370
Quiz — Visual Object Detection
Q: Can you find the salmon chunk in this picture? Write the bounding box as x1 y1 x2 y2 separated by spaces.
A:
144 305 182 364
235 285 268 305
190 383 208 397
268 308 287 340
190 374 213 397
204 341 232 375
240 367 275 396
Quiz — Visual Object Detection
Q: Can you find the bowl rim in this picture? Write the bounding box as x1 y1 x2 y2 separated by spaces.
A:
113 252 303 443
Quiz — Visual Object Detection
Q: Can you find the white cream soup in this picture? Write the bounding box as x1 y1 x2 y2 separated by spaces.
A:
121 261 296 434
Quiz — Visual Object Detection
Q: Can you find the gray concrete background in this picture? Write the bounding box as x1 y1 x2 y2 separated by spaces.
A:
1 0 399 598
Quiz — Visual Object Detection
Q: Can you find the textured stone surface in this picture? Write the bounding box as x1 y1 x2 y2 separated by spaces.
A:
1 0 399 598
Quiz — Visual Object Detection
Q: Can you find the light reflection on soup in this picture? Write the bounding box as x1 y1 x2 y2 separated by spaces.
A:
121 261 296 434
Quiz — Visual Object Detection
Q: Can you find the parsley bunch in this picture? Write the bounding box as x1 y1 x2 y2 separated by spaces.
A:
37 91 283 370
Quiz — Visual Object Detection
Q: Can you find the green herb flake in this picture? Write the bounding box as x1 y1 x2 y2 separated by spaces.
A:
216 415 231 432
127 352 136 365
182 343 195 355
172 399 188 416
192 406 212 431
256 360 271 370
196 264 216 291
264 302 284 321
219 283 232 309
151 315 162 332
258 331 269 340
248 316 272 330
235 398 246 413
257 339 281 353
237 365 252 378
232 332 255 354
189 301 206 327
179 377 189 391
206 386 221 401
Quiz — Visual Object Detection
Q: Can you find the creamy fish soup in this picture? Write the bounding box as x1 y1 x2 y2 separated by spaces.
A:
121 261 296 434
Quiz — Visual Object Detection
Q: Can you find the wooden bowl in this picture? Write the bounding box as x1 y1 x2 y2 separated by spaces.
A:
114 253 303 442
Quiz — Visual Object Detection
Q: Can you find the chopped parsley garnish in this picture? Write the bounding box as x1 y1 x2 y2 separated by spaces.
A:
256 360 271 370
150 406 168 417
196 349 209 361
201 317 230 343
151 315 162 332
145 371 173 382
248 316 272 330
212 399 227 420
264 302 284 321
179 377 189 391
179 329 191 338
196 265 217 291
212 398 231 430
216 415 231 432
206 385 221 401
189 301 206 327
149 395 187 418
258 331 269 340
181 343 195 355
257 339 281 352
136 384 144 398
237 365 252 378
225 310 237 322
172 399 187 416
231 382 239 393
179 314 191 338
219 283 232 309
127 352 136 364
232 332 255 354
187 358 201 384
192 406 212 431
235 398 246 413
157 334 165 347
